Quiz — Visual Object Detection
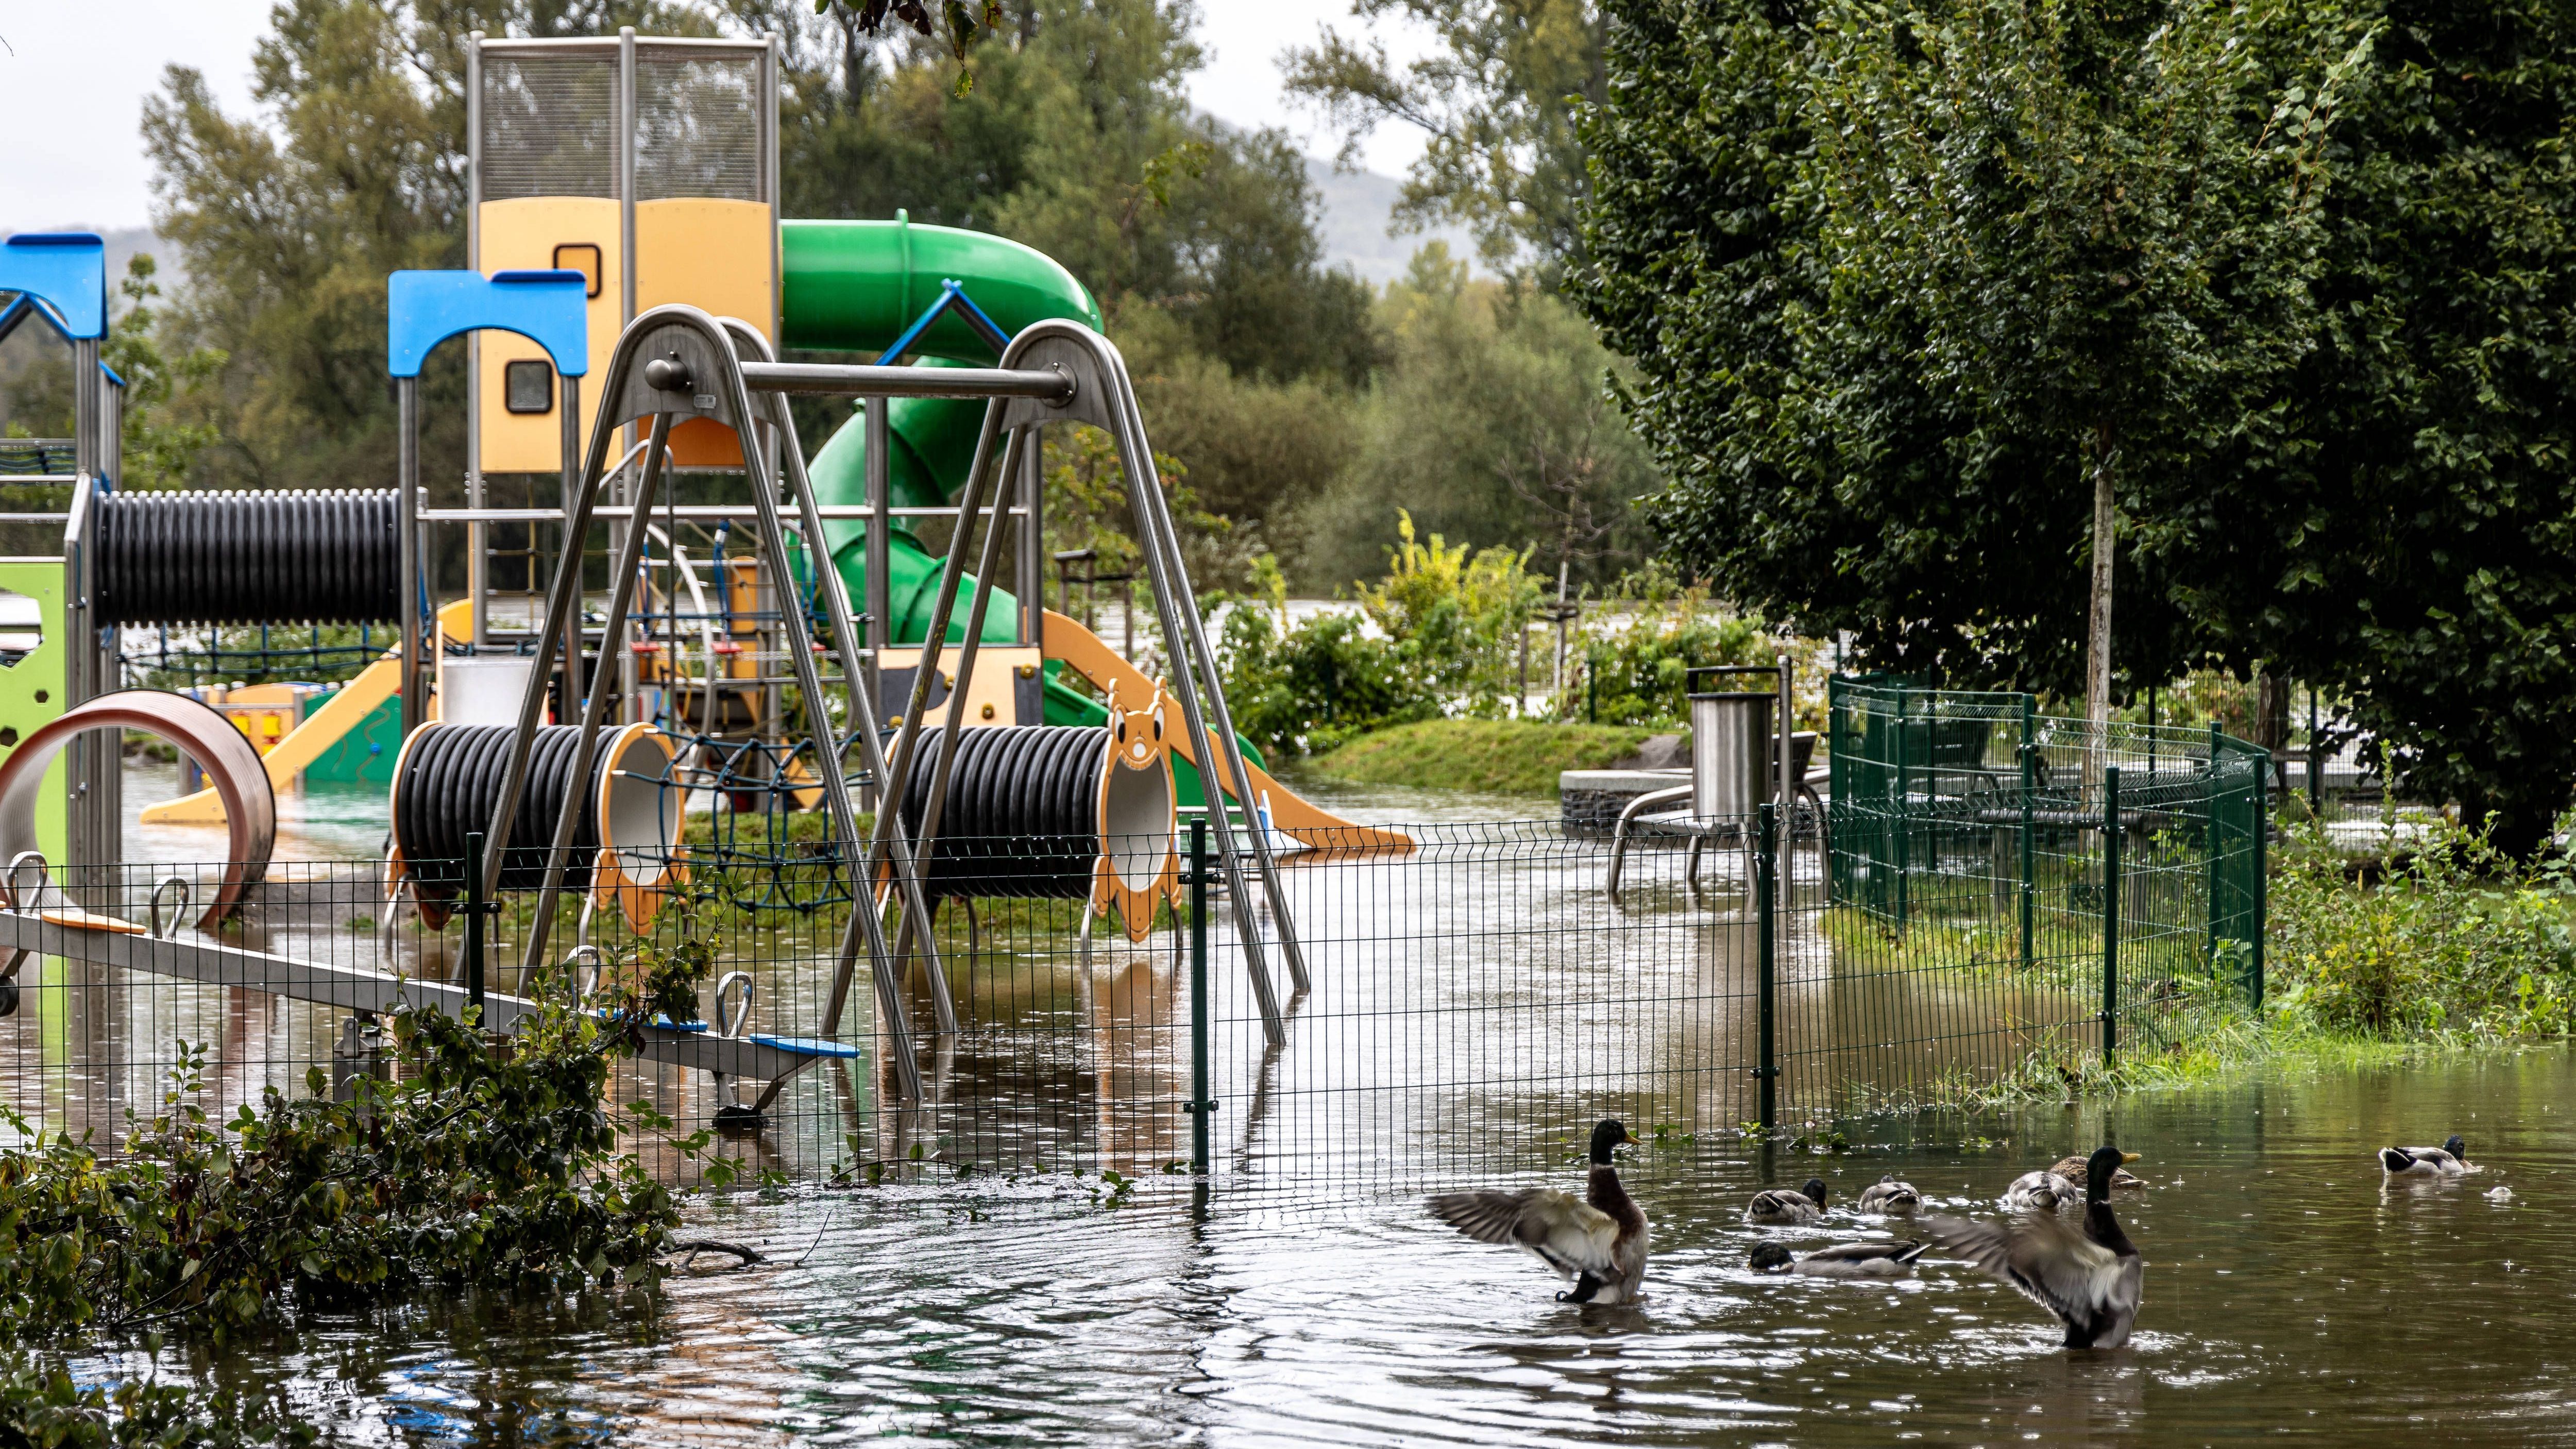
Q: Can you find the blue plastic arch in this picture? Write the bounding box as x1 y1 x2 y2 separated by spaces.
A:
386 269 589 379
0 233 108 340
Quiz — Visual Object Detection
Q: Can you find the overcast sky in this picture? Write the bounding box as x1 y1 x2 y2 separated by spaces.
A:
0 1 1430 233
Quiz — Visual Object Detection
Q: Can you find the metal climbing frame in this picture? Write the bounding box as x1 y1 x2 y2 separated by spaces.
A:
481 304 1309 1102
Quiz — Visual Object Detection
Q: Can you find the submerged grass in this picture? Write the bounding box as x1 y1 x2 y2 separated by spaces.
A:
1306 718 1656 797
1861 817 2576 1115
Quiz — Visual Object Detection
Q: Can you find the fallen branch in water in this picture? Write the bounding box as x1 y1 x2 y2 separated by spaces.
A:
668 1239 766 1268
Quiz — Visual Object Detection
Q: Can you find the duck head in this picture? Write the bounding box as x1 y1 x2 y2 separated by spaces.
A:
2084 1145 2141 1201
1589 1119 1636 1164
1801 1177 1829 1207
2444 1133 2468 1162
1748 1242 1794 1274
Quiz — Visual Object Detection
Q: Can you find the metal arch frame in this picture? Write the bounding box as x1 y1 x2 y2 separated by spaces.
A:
718 317 961 1057
877 318 1309 1048
477 301 1315 1096
479 302 1020 1102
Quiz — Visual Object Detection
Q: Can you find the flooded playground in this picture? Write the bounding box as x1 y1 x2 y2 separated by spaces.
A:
5 764 2555 1444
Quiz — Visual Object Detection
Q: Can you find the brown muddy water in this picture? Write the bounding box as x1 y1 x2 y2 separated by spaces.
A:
64 1044 2573 1446
36 767 2576 1443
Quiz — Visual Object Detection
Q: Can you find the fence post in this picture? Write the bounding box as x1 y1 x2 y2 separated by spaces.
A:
2251 771 2268 1013
2307 686 2322 820
464 830 487 1020
1893 705 1910 927
1756 802 1778 1134
1188 816 1213 1175
2018 739 2035 973
2205 722 2222 967
2100 767 2120 1063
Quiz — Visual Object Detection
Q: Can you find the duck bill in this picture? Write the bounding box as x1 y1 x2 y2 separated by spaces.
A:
2119 1152 2141 1164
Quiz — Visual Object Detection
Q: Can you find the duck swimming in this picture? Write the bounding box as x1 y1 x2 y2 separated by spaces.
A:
2000 1170 2082 1213
1750 1239 1927 1278
2380 1135 2470 1177
1747 1178 1829 1225
1856 1175 1922 1215
1926 1145 2145 1350
2051 1153 2145 1190
1428 1119 1649 1304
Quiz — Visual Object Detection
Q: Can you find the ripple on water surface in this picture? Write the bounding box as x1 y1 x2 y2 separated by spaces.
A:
138 1046 2576 1446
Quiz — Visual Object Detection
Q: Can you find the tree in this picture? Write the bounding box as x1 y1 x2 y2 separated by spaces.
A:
1284 0 1603 283
2127 3 2576 853
1291 244 1658 591
1581 0 2365 717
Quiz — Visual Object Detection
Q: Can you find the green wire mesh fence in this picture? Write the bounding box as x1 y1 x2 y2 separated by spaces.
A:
2 689 2268 1199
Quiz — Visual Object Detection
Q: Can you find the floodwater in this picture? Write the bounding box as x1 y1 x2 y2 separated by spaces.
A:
87 1044 2574 1445
46 765 2576 1442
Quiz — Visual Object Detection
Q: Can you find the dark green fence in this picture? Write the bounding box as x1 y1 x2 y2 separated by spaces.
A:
1821 678 2268 1078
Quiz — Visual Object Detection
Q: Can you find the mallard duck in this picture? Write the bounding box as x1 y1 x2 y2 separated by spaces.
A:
1746 1177 1829 1225
1428 1119 1649 1304
2000 1169 2082 1213
1750 1239 1927 1278
1856 1175 1922 1215
1925 1145 2145 1350
2051 1153 2145 1190
2380 1134 2470 1176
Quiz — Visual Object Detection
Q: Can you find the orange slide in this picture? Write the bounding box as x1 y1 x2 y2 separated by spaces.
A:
1040 609 1411 853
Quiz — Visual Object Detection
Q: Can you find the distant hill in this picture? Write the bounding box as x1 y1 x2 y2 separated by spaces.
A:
1305 159 1484 284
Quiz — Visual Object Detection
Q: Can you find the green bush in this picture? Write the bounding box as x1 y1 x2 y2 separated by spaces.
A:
1221 514 1543 755
0 909 730 1350
2268 823 2576 1039
1573 564 1778 729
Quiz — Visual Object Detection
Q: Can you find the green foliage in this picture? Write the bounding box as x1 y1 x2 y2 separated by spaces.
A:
1221 512 1546 754
1574 562 1774 728
785 0 1378 391
1 257 223 493
2268 822 2576 1039
0 1355 304 1447
1283 0 1604 281
0 906 724 1349
1289 245 1658 591
2139 4 2576 854
1582 0 2368 695
1584 0 2576 853
1221 604 1435 759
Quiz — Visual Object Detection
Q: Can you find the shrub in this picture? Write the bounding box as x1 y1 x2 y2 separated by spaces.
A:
0 907 731 1348
2268 822 2576 1039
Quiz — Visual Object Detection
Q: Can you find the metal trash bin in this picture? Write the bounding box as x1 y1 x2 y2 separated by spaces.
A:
1689 690 1777 819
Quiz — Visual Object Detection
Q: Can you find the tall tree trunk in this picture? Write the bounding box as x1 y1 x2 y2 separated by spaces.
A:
2084 437 2117 742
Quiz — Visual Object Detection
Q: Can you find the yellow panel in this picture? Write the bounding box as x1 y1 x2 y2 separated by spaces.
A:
635 197 775 330
638 199 774 468
476 197 622 475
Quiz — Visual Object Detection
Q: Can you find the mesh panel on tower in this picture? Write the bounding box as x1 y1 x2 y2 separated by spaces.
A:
634 49 765 202
480 52 622 200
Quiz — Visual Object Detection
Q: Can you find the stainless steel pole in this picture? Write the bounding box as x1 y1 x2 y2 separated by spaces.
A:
739 366 957 1066
1108 367 1309 998
518 414 672 975
864 397 891 751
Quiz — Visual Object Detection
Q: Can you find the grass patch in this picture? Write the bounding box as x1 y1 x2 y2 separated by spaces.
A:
1305 719 1658 798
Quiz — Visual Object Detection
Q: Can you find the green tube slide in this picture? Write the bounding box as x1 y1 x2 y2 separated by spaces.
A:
779 216 1260 796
